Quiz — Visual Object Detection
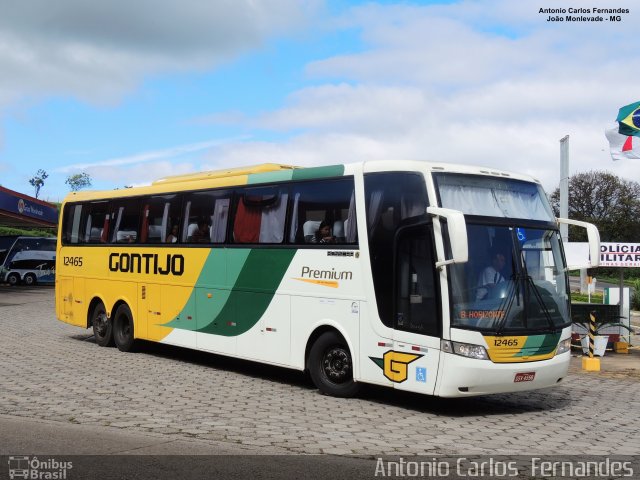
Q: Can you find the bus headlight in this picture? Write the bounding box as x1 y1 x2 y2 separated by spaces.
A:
441 340 489 360
555 338 571 355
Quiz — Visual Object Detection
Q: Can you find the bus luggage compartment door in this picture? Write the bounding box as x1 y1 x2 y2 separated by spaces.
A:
58 276 86 327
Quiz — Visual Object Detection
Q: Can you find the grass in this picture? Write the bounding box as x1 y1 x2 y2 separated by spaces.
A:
571 292 604 304
592 275 638 288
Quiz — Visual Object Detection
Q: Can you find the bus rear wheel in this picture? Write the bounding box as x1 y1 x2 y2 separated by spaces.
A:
6 273 20 286
309 331 360 398
92 302 113 347
113 304 137 352
23 273 37 286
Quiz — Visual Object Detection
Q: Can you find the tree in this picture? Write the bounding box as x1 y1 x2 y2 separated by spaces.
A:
65 172 92 191
550 171 640 242
28 169 48 199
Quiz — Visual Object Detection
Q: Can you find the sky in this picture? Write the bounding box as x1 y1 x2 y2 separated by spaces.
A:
0 0 638 202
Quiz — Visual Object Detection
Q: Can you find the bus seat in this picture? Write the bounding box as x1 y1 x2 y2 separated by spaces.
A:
116 230 137 243
148 225 162 242
332 220 344 242
186 223 198 239
303 220 321 243
89 227 102 243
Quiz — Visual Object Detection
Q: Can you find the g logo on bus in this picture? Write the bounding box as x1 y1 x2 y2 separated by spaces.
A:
369 351 422 383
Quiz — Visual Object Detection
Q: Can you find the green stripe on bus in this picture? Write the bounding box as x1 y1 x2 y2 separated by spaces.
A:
247 170 295 184
514 333 560 357
291 165 345 181
162 249 249 330
165 248 296 335
247 165 345 184
196 249 296 336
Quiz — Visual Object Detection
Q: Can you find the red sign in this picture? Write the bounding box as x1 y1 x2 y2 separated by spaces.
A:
514 372 535 383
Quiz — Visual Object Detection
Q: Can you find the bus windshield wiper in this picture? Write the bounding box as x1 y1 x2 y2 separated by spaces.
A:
525 275 556 331
494 277 517 335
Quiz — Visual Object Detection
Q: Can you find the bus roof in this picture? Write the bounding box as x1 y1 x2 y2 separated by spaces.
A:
152 163 298 186
61 163 344 203
61 160 541 204
361 160 541 185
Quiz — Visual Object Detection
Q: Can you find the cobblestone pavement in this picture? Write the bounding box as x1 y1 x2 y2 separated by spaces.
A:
1 286 639 457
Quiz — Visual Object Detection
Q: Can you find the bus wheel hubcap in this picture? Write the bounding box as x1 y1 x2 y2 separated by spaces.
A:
95 313 108 336
120 318 130 336
323 348 350 383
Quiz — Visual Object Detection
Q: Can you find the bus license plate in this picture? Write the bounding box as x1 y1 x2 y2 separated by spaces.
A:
514 372 535 383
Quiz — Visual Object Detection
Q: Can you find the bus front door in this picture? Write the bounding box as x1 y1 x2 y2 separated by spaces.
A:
391 224 441 395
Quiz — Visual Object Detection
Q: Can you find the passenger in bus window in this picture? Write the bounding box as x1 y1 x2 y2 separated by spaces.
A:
310 221 336 244
190 219 211 243
166 225 179 243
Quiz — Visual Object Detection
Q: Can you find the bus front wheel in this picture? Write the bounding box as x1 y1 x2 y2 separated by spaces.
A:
309 331 360 398
113 304 137 352
92 303 113 347
6 273 20 286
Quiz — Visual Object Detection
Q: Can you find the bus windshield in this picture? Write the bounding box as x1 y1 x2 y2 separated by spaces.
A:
434 173 554 221
448 224 570 333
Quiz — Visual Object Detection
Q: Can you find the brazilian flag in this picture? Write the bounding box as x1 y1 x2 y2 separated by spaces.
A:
617 101 640 137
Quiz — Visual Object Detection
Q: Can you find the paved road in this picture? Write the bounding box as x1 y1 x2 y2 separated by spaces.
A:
0 416 379 480
568 276 627 295
1 286 639 466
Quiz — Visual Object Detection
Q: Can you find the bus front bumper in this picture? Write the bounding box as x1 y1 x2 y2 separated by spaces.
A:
435 350 571 397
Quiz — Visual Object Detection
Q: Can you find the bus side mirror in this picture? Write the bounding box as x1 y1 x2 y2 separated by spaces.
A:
557 218 600 269
426 207 468 269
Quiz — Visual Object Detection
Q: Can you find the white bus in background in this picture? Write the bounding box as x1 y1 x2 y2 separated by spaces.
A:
0 236 56 286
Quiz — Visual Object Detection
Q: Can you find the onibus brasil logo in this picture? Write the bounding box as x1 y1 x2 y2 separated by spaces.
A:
8 456 73 479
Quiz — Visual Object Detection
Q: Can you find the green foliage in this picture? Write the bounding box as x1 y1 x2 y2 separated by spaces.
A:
28 169 49 199
0 226 55 237
572 313 632 335
570 292 603 304
550 171 640 242
588 270 640 284
65 172 92 191
631 279 640 311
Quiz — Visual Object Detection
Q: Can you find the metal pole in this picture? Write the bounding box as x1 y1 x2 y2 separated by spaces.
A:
559 136 586 294
583 309 601 371
620 269 628 343
559 135 569 242
589 311 596 359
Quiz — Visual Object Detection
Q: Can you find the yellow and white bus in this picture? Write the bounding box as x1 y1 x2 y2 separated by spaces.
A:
56 161 599 397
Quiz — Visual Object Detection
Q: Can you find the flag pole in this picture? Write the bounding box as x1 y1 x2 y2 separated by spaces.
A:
559 135 569 242
559 135 585 294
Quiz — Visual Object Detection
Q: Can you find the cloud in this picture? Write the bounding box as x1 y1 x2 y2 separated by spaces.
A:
253 83 427 134
56 137 248 173
88 160 196 186
208 0 640 190
0 0 319 107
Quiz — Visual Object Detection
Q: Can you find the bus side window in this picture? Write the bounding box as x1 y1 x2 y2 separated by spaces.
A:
62 204 83 244
182 190 231 244
109 198 141 243
288 177 357 246
140 194 182 244
232 186 288 244
82 201 110 244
